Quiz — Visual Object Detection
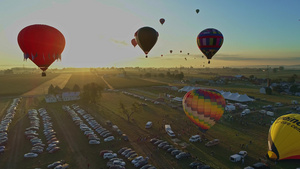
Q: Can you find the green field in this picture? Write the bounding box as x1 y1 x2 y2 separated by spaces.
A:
64 72 107 89
103 76 165 89
0 73 59 96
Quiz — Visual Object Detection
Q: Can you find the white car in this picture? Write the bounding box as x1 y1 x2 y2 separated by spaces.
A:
24 152 38 158
104 136 115 142
89 140 100 144
103 153 117 159
189 135 201 142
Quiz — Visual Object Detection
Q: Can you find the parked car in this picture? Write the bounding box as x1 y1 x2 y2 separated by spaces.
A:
134 158 148 168
48 147 61 153
104 136 115 142
47 160 65 168
100 150 113 157
189 161 203 168
24 152 38 158
205 139 219 147
189 135 201 142
131 156 144 164
175 152 191 159
54 163 69 169
103 153 117 159
89 140 100 144
118 147 128 154
122 134 128 141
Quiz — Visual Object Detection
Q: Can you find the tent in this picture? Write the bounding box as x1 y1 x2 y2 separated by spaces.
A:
178 86 201 92
172 97 183 102
235 94 254 102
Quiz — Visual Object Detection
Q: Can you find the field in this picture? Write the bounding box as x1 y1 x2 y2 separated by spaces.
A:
0 69 299 169
0 73 59 97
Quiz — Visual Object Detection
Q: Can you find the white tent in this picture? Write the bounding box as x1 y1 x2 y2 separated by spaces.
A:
178 86 201 92
235 94 254 102
172 97 183 102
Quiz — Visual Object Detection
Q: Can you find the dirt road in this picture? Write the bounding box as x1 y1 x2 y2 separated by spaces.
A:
22 74 72 96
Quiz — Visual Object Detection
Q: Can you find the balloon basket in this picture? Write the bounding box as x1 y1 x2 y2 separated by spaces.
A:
42 72 46 77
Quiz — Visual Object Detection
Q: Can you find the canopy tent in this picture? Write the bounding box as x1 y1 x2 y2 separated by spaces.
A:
178 86 201 92
217 90 254 102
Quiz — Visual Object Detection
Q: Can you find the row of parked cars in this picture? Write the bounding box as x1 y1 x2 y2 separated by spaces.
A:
0 98 21 153
24 109 43 158
38 108 61 153
63 105 100 144
47 160 69 169
150 138 191 160
118 147 156 168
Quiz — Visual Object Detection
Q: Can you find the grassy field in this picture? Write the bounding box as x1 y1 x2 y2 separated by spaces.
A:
0 73 59 96
64 72 108 89
103 76 165 89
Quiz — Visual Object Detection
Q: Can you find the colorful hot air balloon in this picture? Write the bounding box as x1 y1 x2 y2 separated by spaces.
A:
267 114 300 161
182 89 225 132
196 9 200 14
197 28 223 64
135 26 158 58
18 24 65 76
159 18 165 25
131 38 137 47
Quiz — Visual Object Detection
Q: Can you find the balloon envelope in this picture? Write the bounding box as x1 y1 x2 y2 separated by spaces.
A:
159 18 165 25
268 114 300 160
197 28 223 62
131 38 137 47
18 24 65 71
170 50 173 54
135 27 158 57
196 9 200 13
182 89 225 132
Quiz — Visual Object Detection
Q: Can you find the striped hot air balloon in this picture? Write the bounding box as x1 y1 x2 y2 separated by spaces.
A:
182 89 225 132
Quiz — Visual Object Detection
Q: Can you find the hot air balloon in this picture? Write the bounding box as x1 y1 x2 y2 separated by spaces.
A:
180 50 182 53
135 26 158 58
267 114 300 161
161 54 163 57
159 18 165 25
187 53 190 55
131 38 137 47
18 24 65 76
197 28 223 64
170 50 173 54
182 89 225 132
196 9 200 14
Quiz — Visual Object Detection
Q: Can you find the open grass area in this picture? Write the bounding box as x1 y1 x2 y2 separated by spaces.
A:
0 73 59 96
64 72 107 89
103 76 165 89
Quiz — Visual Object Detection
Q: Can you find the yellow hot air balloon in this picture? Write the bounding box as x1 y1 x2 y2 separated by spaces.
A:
267 114 300 160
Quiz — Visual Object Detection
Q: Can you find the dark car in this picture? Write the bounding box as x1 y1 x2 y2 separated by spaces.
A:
149 138 158 143
49 147 61 153
163 144 172 150
197 165 210 169
134 158 148 168
125 151 136 158
190 161 203 169
167 147 176 153
140 164 153 169
122 134 128 141
171 150 181 156
118 147 128 154
153 140 163 145
176 152 191 159
252 162 270 169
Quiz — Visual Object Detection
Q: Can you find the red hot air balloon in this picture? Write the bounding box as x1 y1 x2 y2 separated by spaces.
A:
18 24 65 76
159 18 165 25
131 38 137 47
135 26 158 58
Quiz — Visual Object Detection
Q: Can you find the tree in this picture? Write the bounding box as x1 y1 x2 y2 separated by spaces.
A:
48 84 55 94
287 74 297 83
290 85 300 94
279 66 284 71
265 87 272 95
82 83 104 104
120 102 141 122
144 73 151 78
273 68 278 73
73 84 80 92
158 73 165 78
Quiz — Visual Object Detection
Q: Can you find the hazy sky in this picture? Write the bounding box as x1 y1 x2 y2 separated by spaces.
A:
0 0 299 69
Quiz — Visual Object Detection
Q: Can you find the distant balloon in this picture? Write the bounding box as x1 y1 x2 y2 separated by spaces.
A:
18 24 65 76
159 18 165 25
267 114 300 161
135 27 158 58
197 28 223 64
196 9 200 14
187 53 190 55
184 57 187 61
131 38 137 47
182 89 225 132
170 50 173 54
161 54 163 57
180 50 182 53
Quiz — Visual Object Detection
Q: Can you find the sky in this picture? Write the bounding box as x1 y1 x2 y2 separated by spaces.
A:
0 0 299 69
